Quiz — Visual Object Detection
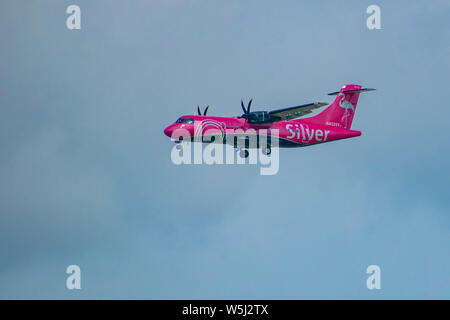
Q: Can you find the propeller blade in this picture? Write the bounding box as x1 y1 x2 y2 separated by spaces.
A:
197 105 201 116
203 105 209 116
247 99 253 114
241 99 247 114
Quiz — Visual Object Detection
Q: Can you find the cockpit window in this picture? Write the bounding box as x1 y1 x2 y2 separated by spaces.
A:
176 118 194 124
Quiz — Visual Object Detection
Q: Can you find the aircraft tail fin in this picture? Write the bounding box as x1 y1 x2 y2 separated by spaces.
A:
306 84 375 129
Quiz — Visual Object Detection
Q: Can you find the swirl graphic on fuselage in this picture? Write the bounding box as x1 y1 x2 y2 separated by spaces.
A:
194 119 225 140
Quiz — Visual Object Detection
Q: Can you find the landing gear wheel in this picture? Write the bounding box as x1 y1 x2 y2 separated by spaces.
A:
262 146 271 155
239 149 250 158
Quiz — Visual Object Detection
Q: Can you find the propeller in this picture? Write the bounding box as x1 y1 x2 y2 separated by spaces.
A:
197 105 210 116
241 99 253 118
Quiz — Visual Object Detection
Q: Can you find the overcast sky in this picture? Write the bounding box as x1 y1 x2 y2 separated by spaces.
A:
0 0 449 299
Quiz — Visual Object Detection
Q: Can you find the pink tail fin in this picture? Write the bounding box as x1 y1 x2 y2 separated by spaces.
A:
306 84 374 129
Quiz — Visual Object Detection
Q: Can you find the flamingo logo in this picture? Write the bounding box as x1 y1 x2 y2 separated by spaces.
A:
337 93 355 128
338 93 355 112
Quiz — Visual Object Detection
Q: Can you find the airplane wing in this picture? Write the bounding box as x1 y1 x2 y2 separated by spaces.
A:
268 102 328 121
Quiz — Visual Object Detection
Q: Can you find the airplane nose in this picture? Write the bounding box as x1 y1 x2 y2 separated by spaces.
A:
164 125 173 137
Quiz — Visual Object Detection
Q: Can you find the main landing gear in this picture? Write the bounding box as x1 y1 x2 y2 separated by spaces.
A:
262 145 271 155
239 149 250 158
237 145 271 159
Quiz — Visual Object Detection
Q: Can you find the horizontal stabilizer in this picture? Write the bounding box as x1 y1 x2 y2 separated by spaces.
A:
328 88 376 96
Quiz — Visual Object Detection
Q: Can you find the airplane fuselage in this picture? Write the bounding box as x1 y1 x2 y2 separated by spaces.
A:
164 115 361 148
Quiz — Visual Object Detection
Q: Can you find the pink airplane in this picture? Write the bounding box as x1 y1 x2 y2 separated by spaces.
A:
164 84 375 158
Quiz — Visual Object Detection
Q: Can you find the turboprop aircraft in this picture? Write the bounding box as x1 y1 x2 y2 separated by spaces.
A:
163 84 375 158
